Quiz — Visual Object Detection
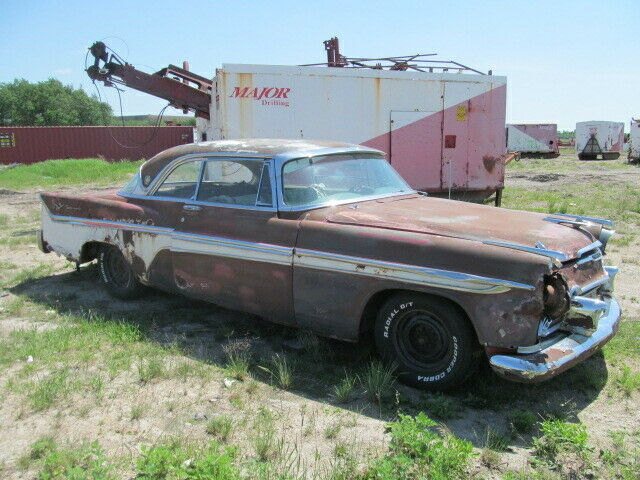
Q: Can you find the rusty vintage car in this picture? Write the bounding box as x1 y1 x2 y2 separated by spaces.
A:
38 139 621 389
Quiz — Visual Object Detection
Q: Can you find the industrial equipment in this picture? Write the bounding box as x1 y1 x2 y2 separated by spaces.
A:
575 121 624 160
87 38 509 204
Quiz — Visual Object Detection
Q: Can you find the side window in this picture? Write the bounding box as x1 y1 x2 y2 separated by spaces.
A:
257 163 273 206
197 159 264 206
153 161 202 199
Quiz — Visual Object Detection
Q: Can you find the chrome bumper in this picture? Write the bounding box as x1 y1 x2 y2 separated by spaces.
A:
489 295 621 383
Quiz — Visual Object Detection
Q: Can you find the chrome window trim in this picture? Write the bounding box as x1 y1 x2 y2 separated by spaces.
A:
195 156 275 209
119 146 410 213
146 152 271 194
274 150 416 212
255 162 273 207
276 191 420 213
119 193 278 212
149 156 205 200
121 154 278 212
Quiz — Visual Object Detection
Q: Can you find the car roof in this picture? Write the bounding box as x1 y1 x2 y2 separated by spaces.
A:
140 138 381 187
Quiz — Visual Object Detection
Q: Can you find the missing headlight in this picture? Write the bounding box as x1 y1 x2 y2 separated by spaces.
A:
543 273 570 319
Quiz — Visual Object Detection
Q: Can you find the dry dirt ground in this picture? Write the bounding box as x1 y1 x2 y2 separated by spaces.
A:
0 150 639 479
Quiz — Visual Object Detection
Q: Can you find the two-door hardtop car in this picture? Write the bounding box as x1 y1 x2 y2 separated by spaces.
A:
38 139 621 389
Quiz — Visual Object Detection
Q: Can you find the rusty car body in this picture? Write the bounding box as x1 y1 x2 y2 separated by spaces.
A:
38 139 621 389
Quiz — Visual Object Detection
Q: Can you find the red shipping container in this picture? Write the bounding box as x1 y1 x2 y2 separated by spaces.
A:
0 126 194 165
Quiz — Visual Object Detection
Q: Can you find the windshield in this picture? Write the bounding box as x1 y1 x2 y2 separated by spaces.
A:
282 154 413 207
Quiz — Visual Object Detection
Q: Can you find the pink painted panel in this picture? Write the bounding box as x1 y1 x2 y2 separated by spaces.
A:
362 84 507 194
388 111 443 191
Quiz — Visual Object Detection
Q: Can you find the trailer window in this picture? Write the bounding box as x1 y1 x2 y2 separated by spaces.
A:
282 154 412 207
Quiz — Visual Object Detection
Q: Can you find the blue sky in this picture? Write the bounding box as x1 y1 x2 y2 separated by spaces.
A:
1 0 637 130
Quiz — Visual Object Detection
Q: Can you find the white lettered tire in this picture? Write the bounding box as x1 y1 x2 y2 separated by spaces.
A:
374 293 478 390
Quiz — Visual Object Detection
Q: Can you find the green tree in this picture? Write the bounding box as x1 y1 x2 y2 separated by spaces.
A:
0 78 112 126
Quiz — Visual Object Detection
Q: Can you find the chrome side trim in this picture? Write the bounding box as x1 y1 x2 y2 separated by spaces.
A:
483 240 568 265
294 248 534 294
50 213 535 293
576 240 602 257
49 214 292 266
551 213 614 228
575 250 603 266
571 274 611 296
49 214 174 235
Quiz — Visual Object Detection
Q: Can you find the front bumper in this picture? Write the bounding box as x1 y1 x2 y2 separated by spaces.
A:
489 295 621 383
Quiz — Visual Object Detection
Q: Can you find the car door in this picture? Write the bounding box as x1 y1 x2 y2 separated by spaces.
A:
170 155 298 325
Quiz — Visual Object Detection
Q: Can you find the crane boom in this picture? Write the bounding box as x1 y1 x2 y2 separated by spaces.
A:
86 42 212 119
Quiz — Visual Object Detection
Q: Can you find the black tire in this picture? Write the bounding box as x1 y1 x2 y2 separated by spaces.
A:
98 245 144 300
374 293 479 390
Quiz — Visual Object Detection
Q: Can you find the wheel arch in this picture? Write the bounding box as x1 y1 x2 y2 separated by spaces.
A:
79 240 113 263
358 288 478 343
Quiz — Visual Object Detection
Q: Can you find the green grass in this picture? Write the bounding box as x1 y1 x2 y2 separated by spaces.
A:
259 353 295 389
0 158 142 190
223 339 252 381
358 412 474 480
502 183 640 225
509 409 538 435
0 310 185 411
206 415 234 442
0 263 57 288
333 372 358 403
36 440 113 480
136 441 238 479
253 408 279 462
421 393 460 420
363 360 396 404
532 420 591 462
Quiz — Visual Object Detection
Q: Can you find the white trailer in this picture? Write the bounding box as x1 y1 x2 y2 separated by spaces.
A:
196 64 508 200
575 121 624 160
506 124 559 157
629 119 640 162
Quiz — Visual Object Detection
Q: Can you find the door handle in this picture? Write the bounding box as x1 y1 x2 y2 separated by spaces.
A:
183 204 202 212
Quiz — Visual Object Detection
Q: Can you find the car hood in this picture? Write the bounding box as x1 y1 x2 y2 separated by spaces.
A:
324 195 595 260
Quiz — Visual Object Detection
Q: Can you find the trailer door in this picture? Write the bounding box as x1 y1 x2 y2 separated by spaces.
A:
390 110 443 192
441 83 471 193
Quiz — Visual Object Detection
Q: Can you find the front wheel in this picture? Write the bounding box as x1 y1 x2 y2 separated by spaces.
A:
98 245 144 300
374 293 479 390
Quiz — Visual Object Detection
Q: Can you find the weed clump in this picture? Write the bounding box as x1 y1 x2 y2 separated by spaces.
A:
359 412 474 479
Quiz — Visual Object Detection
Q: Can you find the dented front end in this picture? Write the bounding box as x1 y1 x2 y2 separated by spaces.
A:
488 219 621 382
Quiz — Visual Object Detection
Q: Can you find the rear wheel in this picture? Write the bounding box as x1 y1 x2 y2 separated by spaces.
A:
98 245 144 300
374 293 479 390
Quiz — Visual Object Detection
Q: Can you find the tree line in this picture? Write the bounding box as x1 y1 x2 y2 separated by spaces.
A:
0 78 194 127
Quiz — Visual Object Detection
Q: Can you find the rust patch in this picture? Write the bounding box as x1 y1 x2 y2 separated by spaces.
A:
482 155 499 172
